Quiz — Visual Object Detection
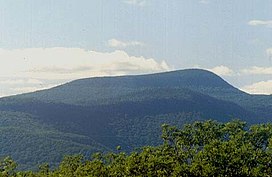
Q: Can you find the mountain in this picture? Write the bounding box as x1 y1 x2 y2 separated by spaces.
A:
0 69 271 169
4 69 241 105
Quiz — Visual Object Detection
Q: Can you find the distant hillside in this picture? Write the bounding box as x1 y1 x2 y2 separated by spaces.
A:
0 69 271 169
8 69 272 118
10 69 240 105
0 111 107 170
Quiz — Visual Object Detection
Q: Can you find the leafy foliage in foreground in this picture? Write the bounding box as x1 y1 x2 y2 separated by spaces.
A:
3 120 272 177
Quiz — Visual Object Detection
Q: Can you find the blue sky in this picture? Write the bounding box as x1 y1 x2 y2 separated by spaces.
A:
0 0 271 96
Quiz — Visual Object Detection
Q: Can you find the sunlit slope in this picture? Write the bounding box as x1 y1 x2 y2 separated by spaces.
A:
0 111 107 170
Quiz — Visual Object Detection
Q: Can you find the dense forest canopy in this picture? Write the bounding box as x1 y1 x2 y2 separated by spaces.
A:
2 120 272 177
2 69 272 169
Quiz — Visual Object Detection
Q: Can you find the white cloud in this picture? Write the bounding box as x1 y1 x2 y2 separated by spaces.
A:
248 20 272 28
208 65 234 76
123 0 147 6
0 48 170 96
241 66 272 75
12 86 49 93
0 79 43 85
199 0 210 4
108 39 145 48
241 80 272 95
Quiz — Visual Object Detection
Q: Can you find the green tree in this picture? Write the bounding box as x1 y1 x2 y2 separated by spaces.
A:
2 120 272 177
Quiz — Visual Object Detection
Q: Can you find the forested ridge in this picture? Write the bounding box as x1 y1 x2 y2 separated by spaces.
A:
0 69 271 170
2 120 272 177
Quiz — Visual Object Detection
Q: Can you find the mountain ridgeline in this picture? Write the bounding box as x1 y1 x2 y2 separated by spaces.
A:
0 69 271 169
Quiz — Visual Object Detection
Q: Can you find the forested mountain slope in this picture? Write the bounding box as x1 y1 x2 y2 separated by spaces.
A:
10 69 271 119
0 69 271 169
